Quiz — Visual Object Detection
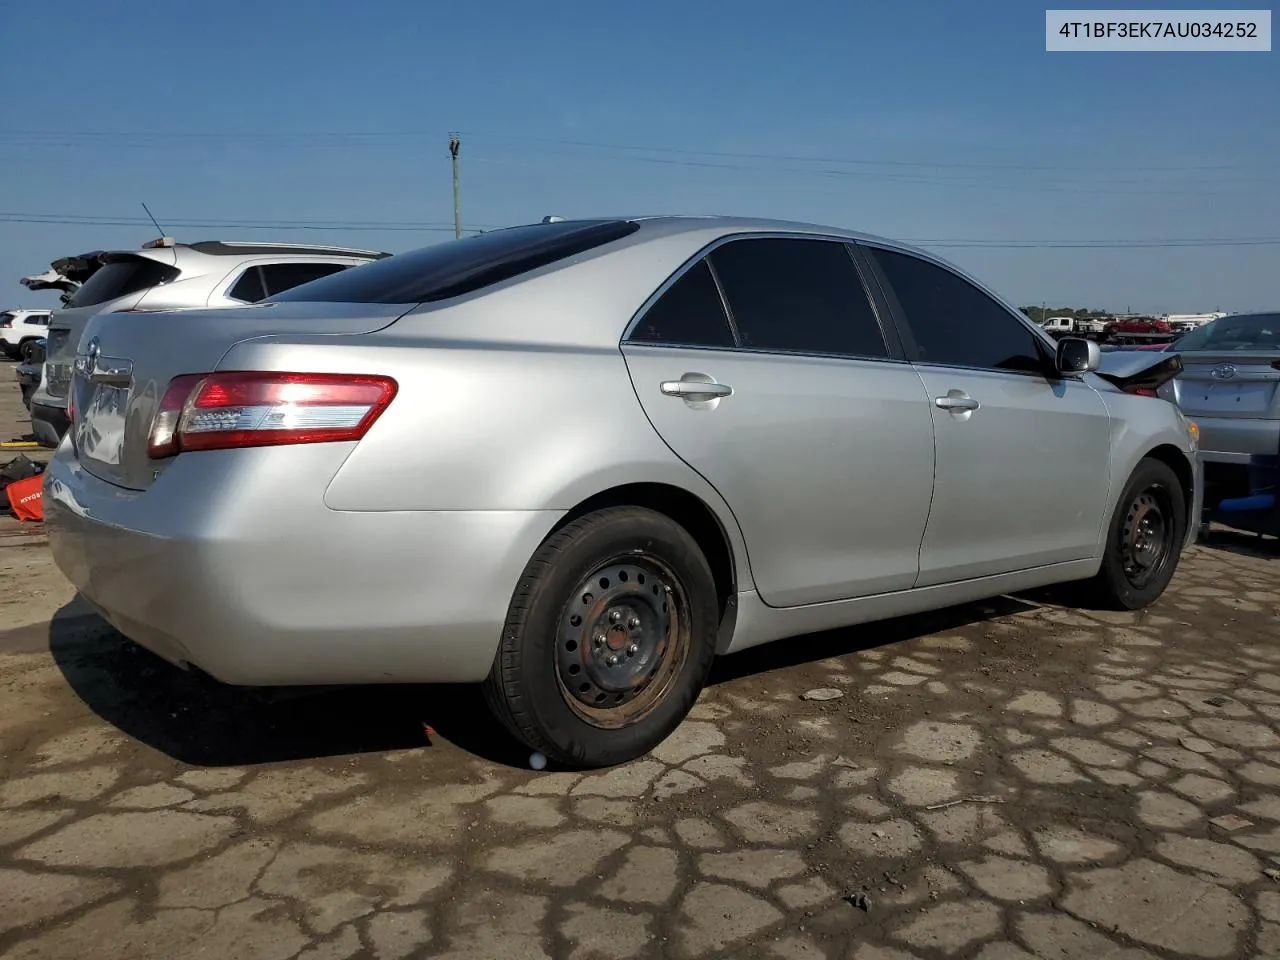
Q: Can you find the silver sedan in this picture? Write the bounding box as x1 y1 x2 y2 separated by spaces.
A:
44 217 1201 768
1159 311 1280 470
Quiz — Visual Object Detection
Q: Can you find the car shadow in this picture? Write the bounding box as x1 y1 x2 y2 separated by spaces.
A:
1198 527 1279 560
48 594 1040 771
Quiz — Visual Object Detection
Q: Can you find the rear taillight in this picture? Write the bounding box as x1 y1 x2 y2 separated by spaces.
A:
147 372 398 459
1125 386 1160 397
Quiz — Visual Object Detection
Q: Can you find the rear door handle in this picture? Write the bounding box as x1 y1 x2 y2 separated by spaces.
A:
661 379 733 399
934 393 979 412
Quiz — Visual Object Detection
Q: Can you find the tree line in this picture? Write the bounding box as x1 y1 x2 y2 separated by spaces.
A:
1019 306 1112 324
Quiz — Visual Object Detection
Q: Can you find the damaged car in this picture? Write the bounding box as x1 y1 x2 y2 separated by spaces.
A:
44 216 1201 768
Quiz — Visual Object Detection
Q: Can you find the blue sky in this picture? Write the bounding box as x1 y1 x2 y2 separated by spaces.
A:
1 0 1277 313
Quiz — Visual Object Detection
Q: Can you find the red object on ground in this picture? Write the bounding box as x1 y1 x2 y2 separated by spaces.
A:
6 472 44 522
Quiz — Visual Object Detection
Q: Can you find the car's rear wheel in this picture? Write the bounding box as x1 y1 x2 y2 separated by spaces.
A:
483 506 719 769
1076 458 1186 610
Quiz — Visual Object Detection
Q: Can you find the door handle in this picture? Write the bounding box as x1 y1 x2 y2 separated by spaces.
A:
934 393 979 412
661 379 733 399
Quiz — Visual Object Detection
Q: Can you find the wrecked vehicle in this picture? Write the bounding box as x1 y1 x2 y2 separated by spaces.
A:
44 216 1201 769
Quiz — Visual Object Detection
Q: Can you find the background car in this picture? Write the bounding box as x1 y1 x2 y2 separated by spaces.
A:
44 216 1199 769
15 339 45 409
27 238 391 446
1158 311 1280 504
0 308 52 359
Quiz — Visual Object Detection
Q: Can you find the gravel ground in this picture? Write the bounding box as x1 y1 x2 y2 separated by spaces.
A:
3 363 1280 959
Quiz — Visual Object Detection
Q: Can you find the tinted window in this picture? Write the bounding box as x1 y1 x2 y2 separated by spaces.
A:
67 256 181 308
228 267 267 303
708 238 888 358
271 219 640 305
260 262 350 297
1174 313 1280 352
871 248 1043 373
629 261 735 348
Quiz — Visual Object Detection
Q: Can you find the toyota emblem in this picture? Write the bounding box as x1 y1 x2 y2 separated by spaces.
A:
86 337 100 363
1210 363 1237 380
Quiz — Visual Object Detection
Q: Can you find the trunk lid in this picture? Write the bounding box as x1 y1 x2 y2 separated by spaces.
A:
1172 351 1280 419
70 301 409 490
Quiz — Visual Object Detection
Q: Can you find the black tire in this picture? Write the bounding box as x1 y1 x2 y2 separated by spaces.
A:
1076 458 1187 610
483 506 719 769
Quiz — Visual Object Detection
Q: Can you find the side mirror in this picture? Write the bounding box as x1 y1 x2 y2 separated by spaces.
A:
1056 337 1100 375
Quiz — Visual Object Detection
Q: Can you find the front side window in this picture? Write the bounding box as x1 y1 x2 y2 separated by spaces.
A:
708 237 888 359
628 260 735 348
870 247 1043 374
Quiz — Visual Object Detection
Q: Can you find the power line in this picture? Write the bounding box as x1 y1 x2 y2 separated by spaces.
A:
0 212 504 233
4 212 1280 248
5 126 1275 173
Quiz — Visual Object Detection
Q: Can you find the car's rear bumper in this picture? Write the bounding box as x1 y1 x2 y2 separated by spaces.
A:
30 400 69 447
1194 415 1279 465
43 444 563 686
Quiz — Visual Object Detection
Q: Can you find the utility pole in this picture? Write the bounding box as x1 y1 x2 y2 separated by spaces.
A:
449 134 461 239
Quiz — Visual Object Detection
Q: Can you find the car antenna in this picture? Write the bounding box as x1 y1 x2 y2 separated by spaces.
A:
140 202 174 245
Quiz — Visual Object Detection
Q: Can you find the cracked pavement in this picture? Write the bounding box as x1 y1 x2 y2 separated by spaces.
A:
4 374 1280 958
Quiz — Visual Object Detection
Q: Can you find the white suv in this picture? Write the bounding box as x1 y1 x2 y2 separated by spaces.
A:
0 309 52 360
28 238 389 446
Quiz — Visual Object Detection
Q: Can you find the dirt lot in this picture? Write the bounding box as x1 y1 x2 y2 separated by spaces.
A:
3 360 1280 959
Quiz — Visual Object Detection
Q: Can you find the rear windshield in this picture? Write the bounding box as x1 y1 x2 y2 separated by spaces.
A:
270 219 640 305
67 255 181 308
1174 314 1280 353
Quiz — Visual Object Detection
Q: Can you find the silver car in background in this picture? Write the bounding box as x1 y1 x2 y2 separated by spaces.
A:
44 217 1200 768
1159 312 1280 497
29 239 389 446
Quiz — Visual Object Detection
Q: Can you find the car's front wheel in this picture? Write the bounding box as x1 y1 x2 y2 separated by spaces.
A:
483 506 719 769
1077 457 1187 610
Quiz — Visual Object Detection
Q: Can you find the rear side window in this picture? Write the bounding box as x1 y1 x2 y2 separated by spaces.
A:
261 262 350 297
870 248 1044 374
228 263 352 303
270 220 640 305
67 256 180 308
709 237 889 358
229 267 267 303
628 261 735 348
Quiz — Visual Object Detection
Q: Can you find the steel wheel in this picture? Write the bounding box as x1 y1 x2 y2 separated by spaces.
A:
1120 486 1173 589
483 505 720 768
554 556 691 729
1072 458 1187 612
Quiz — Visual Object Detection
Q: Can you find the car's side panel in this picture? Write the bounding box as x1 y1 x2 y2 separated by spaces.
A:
1090 382 1200 549
623 343 936 605
911 367 1112 585
220 335 759 595
724 558 1099 655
